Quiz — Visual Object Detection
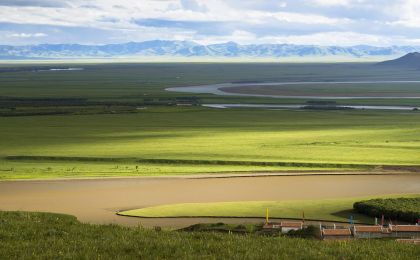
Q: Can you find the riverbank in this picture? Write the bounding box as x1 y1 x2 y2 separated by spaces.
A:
1 174 419 227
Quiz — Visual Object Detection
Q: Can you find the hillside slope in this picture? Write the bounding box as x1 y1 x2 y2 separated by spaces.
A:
378 52 420 68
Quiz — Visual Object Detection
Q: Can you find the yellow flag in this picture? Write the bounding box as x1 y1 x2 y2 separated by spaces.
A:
266 208 269 224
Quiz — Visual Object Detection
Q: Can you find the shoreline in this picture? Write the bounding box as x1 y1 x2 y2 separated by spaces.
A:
0 169 416 183
115 214 372 226
1 174 419 227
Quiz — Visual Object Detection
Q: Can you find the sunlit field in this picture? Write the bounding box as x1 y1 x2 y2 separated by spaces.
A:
1 107 420 179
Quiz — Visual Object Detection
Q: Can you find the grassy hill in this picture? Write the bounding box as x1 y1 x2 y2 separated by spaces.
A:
378 52 420 68
1 211 419 259
119 194 420 224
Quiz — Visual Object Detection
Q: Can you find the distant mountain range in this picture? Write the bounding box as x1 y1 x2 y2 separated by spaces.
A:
378 52 420 68
1 40 420 59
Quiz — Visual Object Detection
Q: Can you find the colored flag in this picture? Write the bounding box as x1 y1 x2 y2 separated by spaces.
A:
266 208 269 224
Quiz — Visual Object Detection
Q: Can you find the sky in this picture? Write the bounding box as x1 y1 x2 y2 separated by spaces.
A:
1 0 420 46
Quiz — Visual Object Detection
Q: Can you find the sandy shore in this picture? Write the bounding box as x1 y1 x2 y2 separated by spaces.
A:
1 174 419 228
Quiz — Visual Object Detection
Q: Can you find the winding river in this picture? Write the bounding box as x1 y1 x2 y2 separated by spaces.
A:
1 174 419 227
166 80 420 99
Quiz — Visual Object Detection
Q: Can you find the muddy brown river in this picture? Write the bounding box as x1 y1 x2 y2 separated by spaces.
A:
1 174 419 228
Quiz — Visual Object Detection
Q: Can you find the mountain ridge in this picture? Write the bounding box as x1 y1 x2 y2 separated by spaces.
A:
378 52 420 68
1 40 420 59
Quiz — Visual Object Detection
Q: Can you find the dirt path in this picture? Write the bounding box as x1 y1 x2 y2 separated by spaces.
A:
1 174 419 228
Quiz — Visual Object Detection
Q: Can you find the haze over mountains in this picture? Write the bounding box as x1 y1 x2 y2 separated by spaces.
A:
1 41 420 60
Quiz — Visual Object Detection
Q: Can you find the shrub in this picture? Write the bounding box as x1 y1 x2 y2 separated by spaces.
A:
353 197 420 223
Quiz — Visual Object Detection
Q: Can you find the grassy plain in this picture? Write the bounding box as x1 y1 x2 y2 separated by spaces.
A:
1 211 419 259
1 62 420 103
1 107 420 179
1 63 420 179
1 160 334 180
119 194 420 224
1 106 420 179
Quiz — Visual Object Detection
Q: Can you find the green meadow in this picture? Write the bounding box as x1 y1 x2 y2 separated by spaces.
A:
1 107 420 179
1 62 420 259
2 211 419 259
119 194 420 224
1 62 420 179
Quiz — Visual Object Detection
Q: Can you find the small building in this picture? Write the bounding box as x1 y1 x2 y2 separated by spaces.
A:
263 223 281 229
396 239 420 245
353 225 391 239
321 228 352 240
389 225 420 238
280 221 303 233
263 221 303 233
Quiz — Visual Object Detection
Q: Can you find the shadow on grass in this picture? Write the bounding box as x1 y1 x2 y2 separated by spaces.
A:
330 209 373 224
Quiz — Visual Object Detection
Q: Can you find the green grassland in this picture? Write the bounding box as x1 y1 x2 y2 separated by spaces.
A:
2 62 420 104
1 160 337 180
1 211 419 259
1 106 420 179
1 63 420 179
119 194 420 224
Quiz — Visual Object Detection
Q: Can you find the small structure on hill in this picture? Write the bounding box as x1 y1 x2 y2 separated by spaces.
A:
321 227 353 240
263 221 304 233
280 221 304 233
389 224 420 238
396 239 420 245
353 225 391 239
262 208 304 233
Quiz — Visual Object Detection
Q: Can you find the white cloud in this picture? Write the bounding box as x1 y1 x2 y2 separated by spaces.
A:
267 11 350 25
180 0 208 12
0 1 352 27
310 0 367 7
388 0 420 28
8 32 47 38
0 0 420 46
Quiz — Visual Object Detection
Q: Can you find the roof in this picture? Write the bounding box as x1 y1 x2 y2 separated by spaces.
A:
354 226 383 233
322 228 352 236
263 224 281 229
280 221 303 228
396 239 420 245
391 225 420 232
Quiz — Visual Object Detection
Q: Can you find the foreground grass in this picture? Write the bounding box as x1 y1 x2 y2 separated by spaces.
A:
119 194 420 224
1 211 419 259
